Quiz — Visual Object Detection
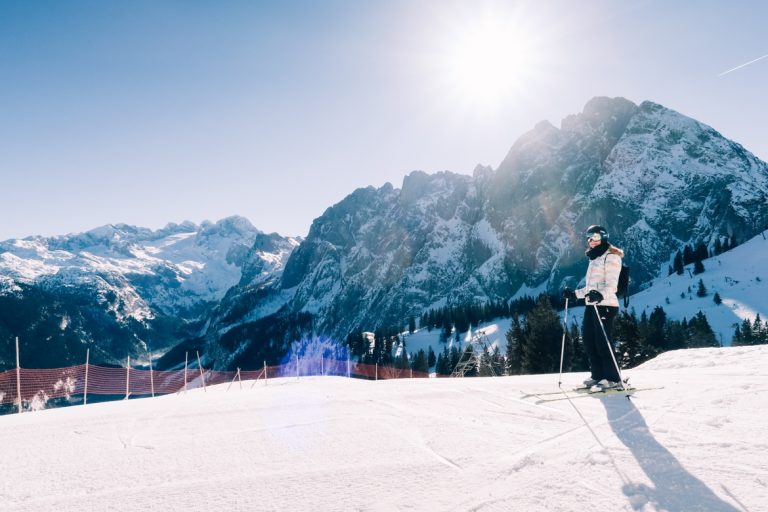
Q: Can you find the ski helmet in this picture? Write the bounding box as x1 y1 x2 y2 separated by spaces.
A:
585 225 608 242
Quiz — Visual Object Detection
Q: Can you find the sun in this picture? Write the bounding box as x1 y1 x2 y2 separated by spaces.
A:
432 9 542 109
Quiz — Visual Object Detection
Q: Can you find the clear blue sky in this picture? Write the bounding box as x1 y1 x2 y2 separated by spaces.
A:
1 0 766 240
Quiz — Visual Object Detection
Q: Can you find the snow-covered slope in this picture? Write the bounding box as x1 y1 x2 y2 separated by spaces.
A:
622 229 768 344
2 345 766 511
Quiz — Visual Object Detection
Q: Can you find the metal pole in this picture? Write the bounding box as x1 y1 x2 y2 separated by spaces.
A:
148 351 155 398
196 351 207 392
15 337 22 414
375 363 378 381
347 355 350 378
184 352 188 394
264 360 267 386
592 304 629 397
558 298 570 388
296 355 299 380
321 357 324 376
227 368 241 391
84 348 89 406
125 356 130 400
237 368 242 390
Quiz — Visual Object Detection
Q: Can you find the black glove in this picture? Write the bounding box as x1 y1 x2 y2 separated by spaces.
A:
562 287 577 301
586 290 604 303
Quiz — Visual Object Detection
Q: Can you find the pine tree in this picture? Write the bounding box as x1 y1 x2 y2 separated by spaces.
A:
454 306 469 334
505 316 525 375
412 349 429 374
696 279 707 297
396 349 410 370
569 322 589 371
683 245 694 266
713 292 722 305
646 307 668 350
449 345 462 372
490 345 505 376
695 242 709 261
673 251 684 275
425 346 435 369
672 251 685 275
687 311 719 347
436 347 451 375
753 314 764 344
520 295 564 374
732 324 743 345
614 310 655 368
408 316 416 334
693 258 705 275
739 318 754 345
664 319 687 350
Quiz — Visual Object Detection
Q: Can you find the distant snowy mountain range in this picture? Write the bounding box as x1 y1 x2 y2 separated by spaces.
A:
1 96 767 370
0 217 299 367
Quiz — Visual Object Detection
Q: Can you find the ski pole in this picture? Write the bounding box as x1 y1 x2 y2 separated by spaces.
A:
558 298 569 388
592 304 629 397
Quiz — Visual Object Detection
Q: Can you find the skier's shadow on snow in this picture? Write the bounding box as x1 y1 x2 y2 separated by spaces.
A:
601 397 740 512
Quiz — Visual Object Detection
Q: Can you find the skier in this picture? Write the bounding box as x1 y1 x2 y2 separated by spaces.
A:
563 225 624 391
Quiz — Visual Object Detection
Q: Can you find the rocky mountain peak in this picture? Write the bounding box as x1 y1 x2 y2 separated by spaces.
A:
205 97 768 365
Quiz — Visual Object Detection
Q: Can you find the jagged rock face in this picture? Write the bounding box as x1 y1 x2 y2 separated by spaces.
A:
220 97 768 348
0 217 299 367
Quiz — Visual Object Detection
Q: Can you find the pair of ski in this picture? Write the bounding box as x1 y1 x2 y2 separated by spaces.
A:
523 382 662 403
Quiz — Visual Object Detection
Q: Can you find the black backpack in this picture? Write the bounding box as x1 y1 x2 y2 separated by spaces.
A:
617 264 630 308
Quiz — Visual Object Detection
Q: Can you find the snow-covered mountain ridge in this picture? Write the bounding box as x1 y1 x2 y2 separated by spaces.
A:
202 97 768 368
0 217 300 367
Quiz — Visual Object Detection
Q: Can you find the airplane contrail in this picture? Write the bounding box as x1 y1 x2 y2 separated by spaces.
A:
718 53 768 77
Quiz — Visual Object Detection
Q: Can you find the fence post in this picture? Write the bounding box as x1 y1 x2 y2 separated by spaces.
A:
184 352 188 394
15 337 22 414
375 363 378 381
196 351 207 392
227 368 241 392
321 357 324 376
149 351 155 398
84 348 89 406
264 360 267 386
296 355 299 380
125 356 130 400
347 355 350 378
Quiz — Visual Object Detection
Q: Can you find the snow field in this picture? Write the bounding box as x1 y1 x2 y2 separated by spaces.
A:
1 345 767 511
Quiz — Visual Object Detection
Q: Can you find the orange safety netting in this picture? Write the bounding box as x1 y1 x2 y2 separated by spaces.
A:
0 359 432 410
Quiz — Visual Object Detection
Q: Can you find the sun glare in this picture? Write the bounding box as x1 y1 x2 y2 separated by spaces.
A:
431 9 542 110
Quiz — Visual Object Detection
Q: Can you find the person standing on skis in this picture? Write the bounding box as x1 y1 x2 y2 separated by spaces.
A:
563 225 624 391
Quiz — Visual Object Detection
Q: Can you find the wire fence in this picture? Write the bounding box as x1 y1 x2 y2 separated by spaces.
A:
0 357 432 414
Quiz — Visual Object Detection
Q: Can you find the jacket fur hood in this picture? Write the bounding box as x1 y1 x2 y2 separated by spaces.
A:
608 245 625 258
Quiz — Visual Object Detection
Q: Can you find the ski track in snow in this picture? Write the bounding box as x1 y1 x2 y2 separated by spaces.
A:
2 347 767 511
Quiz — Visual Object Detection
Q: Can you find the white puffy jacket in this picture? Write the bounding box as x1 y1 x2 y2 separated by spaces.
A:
576 246 624 308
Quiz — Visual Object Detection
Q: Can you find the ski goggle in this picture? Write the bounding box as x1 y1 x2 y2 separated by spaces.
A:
586 232 604 242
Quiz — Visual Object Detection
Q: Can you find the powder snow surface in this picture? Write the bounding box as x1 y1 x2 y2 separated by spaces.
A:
2 346 767 511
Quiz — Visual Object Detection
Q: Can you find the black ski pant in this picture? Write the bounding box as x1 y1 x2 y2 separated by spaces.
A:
582 305 619 382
